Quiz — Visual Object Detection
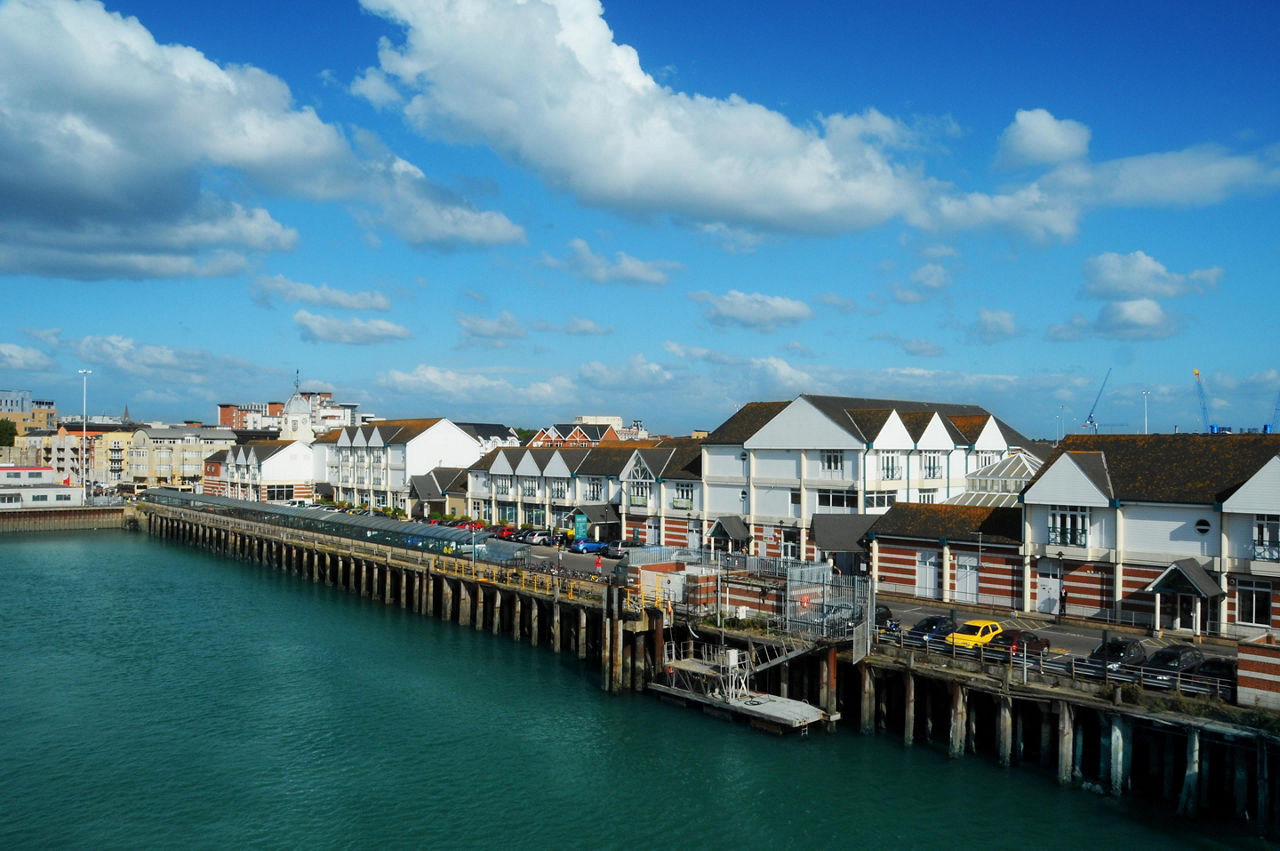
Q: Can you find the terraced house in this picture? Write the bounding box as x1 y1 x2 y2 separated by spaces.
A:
1021 433 1280 639
700 395 1032 561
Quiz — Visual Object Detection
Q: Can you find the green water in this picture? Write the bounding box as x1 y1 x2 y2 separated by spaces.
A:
0 531 1254 849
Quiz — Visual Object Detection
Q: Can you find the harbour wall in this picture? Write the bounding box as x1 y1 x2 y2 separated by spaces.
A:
0 505 132 534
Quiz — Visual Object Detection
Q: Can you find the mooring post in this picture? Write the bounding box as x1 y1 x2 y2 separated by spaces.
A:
1178 727 1201 817
1258 737 1270 836
552 601 561 653
492 589 502 637
997 697 1013 768
474 584 486 631
577 607 587 660
859 662 875 735
426 567 435 617
825 646 838 732
1110 715 1131 795
819 655 830 717
443 579 454 623
400 569 408 609
514 594 523 643
610 611 624 695
948 682 967 759
530 599 540 647
780 661 789 699
902 671 915 747
459 582 472 627
1057 701 1074 786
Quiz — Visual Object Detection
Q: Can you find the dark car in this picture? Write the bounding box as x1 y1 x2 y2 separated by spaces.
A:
570 539 609 555
875 603 899 633
1142 644 1205 686
989 629 1050 658
1190 656 1238 698
907 615 956 644
1086 637 1147 672
605 539 644 559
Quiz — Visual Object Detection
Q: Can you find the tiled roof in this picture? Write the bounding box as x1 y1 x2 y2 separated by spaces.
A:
573 446 635 476
1025 434 1280 505
869 503 1023 546
704 401 790 444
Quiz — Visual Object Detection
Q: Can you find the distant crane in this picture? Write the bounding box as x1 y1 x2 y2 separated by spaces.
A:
1081 368 1111 434
1194 369 1214 433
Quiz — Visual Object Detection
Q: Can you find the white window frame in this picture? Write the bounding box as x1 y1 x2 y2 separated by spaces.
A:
880 452 903 481
1238 578 1271 627
1255 514 1280 561
821 450 844 477
1048 505 1089 547
921 451 945 479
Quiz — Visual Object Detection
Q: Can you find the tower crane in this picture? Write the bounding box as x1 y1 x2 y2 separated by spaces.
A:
1081 368 1111 434
1194 369 1213 433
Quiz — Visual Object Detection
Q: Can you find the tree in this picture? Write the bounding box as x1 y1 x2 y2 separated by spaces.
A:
0 419 16 447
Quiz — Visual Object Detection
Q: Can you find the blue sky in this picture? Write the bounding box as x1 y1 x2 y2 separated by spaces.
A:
1 0 1278 438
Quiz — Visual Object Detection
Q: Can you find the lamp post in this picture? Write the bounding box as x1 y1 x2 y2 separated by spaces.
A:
78 369 91 505
1142 390 1151 435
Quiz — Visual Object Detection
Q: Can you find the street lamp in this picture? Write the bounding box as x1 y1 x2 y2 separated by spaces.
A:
78 369 91 505
1142 390 1151 435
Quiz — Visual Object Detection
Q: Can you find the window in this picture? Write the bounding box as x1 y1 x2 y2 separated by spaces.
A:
56 494 71 501
521 479 537 498
865 490 896 509
1048 505 1088 547
5 472 17 479
921 451 945 479
31 494 48 502
880 452 903 480
493 476 511 496
975 450 1001 469
266 485 294 502
918 489 937 504
0 494 18 504
585 478 602 501
629 481 650 507
821 450 844 476
550 478 567 499
26 471 39 479
816 489 857 511
1255 515 1280 561
1238 579 1272 627
673 482 693 509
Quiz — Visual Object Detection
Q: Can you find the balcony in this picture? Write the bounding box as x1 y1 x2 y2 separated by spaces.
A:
1048 527 1088 547
1255 541 1280 562
629 494 649 508
671 497 692 509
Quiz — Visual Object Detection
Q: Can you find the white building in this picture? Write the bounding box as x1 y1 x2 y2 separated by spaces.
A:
0 466 84 508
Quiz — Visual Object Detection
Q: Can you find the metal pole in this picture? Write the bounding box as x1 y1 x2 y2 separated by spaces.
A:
78 369 91 504
1142 390 1151 435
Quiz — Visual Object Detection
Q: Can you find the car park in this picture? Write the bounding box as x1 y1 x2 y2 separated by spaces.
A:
945 619 1003 649
525 530 553 546
1142 644 1205 687
874 604 900 634
907 615 956 644
988 629 1050 658
1086 637 1147 672
605 539 644 559
1190 656 1238 698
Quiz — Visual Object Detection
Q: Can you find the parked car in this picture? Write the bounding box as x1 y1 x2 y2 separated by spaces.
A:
525 530 553 546
1086 637 1147 672
875 604 900 634
907 615 957 644
605 539 644 559
989 629 1050 658
1190 656 1238 698
1142 644 1205 686
570 538 610 555
945 619 1004 649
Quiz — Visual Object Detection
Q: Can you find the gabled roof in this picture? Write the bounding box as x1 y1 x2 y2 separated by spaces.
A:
455 422 516 442
897 410 937 443
573 446 635 476
1023 434 1280 505
704 401 790 444
205 449 229 464
869 503 1022 547
649 437 703 480
811 513 879 553
1143 558 1224 599
409 467 465 501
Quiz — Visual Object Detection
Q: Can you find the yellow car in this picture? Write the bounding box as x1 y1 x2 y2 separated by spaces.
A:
945 619 1003 649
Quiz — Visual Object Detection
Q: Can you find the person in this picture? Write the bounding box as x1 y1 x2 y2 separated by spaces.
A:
595 554 602 571
1058 588 1068 624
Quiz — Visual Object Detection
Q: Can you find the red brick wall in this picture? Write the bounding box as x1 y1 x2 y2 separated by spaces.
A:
1239 637 1280 709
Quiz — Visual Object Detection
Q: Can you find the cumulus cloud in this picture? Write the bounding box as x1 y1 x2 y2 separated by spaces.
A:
689 290 812 331
911 263 950 290
541 238 680 286
972 309 1018 343
814 293 856 313
530 317 613 335
456 310 526 344
579 354 673 388
359 0 932 234
662 340 741 365
0 0 521 280
379 363 571 404
1093 298 1178 339
293 310 411 344
873 334 944 357
1082 251 1220 299
997 108 1090 168
254 274 392 310
0 343 56 371
72 334 259 385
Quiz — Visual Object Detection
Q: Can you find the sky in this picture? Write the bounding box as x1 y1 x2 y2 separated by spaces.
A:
1 0 1278 439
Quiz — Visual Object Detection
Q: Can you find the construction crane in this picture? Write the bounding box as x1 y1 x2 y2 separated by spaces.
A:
1081 368 1111 434
1194 369 1214 433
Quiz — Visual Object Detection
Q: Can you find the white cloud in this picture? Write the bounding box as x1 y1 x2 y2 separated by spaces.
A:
932 183 1082 242
814 293 856 313
456 310 526 343
71 334 260 386
696 222 767 254
748 356 813 388
293 310 411 344
997 108 1090 168
0 343 56 371
689 289 813 331
349 67 403 108
1093 298 1178 339
542 238 680 285
530 317 613 335
23 328 61 346
662 340 741 365
360 0 932 234
911 263 950 290
973 308 1017 343
1082 251 1220 299
379 363 571 404
579 354 673 388
873 333 944 357
921 243 958 259
0 0 521 280
255 274 392 310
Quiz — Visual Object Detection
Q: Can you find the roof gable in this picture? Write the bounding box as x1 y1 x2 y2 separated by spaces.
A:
1024 451 1112 507
745 396 865 449
1222 455 1280 514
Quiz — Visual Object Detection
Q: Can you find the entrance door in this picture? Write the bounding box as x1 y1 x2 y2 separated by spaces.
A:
956 554 979 604
916 550 940 599
1036 563 1061 615
1176 593 1200 634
